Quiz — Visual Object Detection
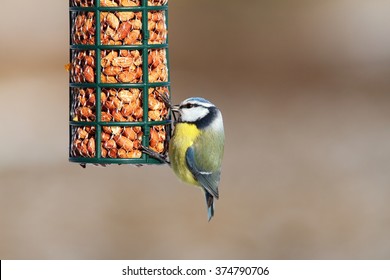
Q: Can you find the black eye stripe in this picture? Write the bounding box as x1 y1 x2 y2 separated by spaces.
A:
181 103 199 109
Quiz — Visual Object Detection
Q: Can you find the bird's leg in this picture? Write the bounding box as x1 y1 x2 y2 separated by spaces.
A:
141 145 170 165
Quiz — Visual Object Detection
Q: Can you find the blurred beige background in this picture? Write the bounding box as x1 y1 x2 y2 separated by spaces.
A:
1 0 390 259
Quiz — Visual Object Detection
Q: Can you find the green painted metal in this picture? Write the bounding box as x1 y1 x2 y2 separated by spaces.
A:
69 0 170 165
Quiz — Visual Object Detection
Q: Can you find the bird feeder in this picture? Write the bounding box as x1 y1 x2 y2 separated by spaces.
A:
69 0 170 165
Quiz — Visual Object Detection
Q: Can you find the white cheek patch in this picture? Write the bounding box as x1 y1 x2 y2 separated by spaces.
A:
210 111 224 131
180 107 209 122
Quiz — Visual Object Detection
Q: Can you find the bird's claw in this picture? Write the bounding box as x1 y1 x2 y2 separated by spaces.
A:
141 145 170 165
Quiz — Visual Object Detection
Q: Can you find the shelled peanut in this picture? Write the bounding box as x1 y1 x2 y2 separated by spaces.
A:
70 50 96 83
71 126 96 158
101 11 142 45
101 49 143 83
71 88 96 121
101 126 143 158
148 87 169 121
149 125 167 154
148 49 168 83
101 88 143 122
72 12 95 45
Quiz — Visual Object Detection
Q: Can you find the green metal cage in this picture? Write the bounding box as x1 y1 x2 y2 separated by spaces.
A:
69 0 170 165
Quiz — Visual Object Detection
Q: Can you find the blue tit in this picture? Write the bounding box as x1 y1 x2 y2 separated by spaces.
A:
169 97 225 221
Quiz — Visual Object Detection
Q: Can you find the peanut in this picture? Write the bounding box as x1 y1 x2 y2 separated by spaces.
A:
121 0 140 7
112 57 134 68
103 66 122 76
101 51 118 67
101 147 108 158
101 75 118 83
104 139 117 149
100 0 119 7
117 90 133 102
113 111 126 122
106 13 120 30
83 66 95 83
118 71 137 83
114 135 134 151
117 12 135 22
108 148 118 158
123 127 138 140
102 132 111 142
87 138 96 156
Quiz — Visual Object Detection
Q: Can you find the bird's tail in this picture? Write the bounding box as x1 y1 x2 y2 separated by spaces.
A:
205 191 215 221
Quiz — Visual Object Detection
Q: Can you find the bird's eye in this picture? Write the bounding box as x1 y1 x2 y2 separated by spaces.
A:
183 103 194 109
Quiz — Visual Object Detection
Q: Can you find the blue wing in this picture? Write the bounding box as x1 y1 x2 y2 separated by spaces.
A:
185 146 220 199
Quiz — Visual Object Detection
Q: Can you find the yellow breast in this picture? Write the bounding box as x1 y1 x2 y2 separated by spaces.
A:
169 123 200 186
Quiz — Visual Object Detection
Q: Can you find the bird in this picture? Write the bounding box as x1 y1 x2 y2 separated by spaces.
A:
142 96 224 221
168 97 225 221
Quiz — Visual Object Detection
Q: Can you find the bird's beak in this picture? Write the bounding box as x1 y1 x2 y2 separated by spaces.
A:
171 105 180 112
171 105 180 122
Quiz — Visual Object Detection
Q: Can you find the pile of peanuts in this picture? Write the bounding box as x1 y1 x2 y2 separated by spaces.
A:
70 0 94 7
70 126 143 159
70 125 141 159
147 11 167 44
71 88 96 121
148 87 169 121
71 125 167 159
70 87 169 158
100 0 168 7
101 88 143 122
101 126 143 158
71 87 169 122
70 49 167 84
100 10 167 45
149 125 167 154
100 11 143 45
71 0 168 7
71 4 167 45
148 49 168 83
70 0 169 161
101 49 143 83
70 50 96 83
72 12 95 45
71 126 96 158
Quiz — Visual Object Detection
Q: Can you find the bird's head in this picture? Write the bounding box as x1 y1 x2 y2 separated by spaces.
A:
172 97 223 130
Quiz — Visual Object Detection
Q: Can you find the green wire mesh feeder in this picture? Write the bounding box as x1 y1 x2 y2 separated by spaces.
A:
69 0 170 165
